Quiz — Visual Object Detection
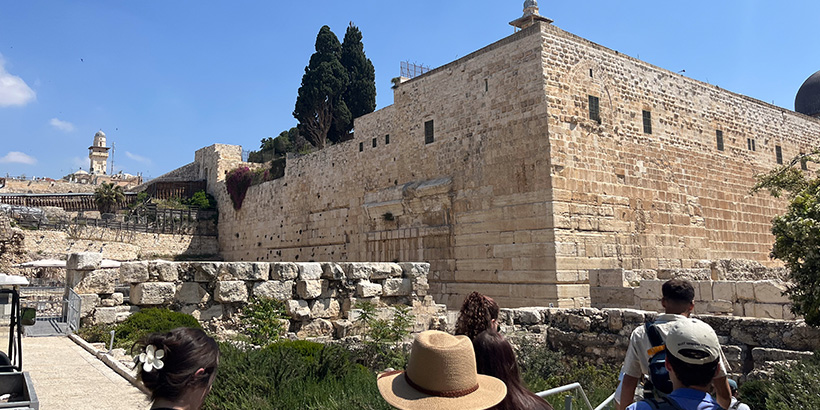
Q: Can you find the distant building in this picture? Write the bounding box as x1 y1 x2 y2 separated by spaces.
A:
89 130 110 175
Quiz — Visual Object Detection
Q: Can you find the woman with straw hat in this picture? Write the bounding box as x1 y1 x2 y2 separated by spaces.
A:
378 330 507 410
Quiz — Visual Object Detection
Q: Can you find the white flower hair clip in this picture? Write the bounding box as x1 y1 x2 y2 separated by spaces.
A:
138 344 165 372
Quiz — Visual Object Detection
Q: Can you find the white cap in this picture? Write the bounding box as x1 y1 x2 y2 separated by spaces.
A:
665 318 721 365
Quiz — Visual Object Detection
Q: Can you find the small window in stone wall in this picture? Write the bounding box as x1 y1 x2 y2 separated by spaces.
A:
372 138 377 148
424 120 434 144
359 142 363 152
589 68 593 78
776 145 783 164
588 95 600 123
716 130 724 151
385 134 390 145
747 138 756 151
801 153 808 170
484 78 488 92
642 110 652 134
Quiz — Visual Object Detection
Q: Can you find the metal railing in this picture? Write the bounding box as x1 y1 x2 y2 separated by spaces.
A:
536 383 616 410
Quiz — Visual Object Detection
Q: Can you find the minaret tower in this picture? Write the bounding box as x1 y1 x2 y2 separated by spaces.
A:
510 0 553 30
89 130 110 174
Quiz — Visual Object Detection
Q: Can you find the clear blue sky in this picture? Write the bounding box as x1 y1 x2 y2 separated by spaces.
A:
1 1 818 180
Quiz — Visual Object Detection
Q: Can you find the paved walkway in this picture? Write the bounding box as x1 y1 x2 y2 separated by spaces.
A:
23 336 150 409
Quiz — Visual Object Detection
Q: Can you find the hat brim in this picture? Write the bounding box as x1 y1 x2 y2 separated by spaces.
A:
377 371 507 410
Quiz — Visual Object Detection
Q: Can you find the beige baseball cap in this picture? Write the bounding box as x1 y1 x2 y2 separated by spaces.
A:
665 318 721 365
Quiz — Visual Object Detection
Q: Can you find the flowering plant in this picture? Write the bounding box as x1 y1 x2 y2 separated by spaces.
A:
137 344 165 372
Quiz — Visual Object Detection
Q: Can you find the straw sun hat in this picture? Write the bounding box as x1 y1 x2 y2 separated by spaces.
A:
377 330 507 410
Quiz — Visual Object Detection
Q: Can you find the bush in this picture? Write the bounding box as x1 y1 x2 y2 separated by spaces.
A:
351 301 413 370
114 308 201 351
204 341 391 410
76 323 116 345
186 190 216 210
738 379 768 410
239 298 288 347
226 167 254 210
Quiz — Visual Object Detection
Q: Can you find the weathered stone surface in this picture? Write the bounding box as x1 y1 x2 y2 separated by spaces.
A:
321 263 345 280
271 263 299 280
67 252 102 271
100 298 117 307
286 300 311 319
91 307 118 325
149 261 179 282
74 269 117 294
218 262 268 281
192 262 221 282
120 262 149 283
399 262 429 278
177 282 210 304
751 347 813 363
297 280 322 299
753 281 789 304
344 263 402 280
635 280 663 300
356 280 382 298
333 319 355 338
383 278 413 296
115 305 139 323
707 300 733 314
602 308 623 331
514 308 542 325
78 294 101 318
199 305 224 321
297 263 323 280
310 298 341 319
735 282 755 301
253 280 293 301
568 314 592 331
297 318 333 338
110 292 124 305
214 281 248 303
413 277 429 296
131 282 176 305
712 281 736 302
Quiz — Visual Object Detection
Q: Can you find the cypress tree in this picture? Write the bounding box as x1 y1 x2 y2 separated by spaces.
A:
293 26 349 149
340 22 376 133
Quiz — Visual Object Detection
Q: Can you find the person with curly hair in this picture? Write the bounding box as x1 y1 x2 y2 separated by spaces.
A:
134 327 220 410
455 291 500 340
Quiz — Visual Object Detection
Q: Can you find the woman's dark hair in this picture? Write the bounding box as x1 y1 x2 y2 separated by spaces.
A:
666 350 719 388
135 327 219 402
455 291 500 340
473 330 553 410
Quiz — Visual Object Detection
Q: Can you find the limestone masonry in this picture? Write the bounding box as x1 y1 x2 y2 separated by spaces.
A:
159 20 820 308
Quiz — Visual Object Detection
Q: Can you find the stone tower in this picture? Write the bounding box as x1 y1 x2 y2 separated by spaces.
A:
88 130 110 175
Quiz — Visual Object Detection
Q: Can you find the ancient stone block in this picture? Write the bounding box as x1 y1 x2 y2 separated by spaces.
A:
131 282 176 305
310 298 341 319
297 280 322 299
634 280 663 300
568 314 592 331
214 281 248 303
297 263 323 280
602 308 623 331
590 269 625 287
399 262 429 278
696 281 713 301
199 305 224 321
149 261 179 282
74 269 117 294
333 319 355 338
271 262 298 280
219 262 267 281
297 318 333 338
736 282 755 301
712 281 736 302
91 307 118 325
251 263 271 281
356 280 383 298
383 278 413 296
751 347 813 363
321 263 345 280
192 262 221 282
253 280 293 301
413 277 429 296
120 262 149 283
78 294 100 318
753 281 789 304
110 292 124 305
115 305 139 323
514 308 542 325
286 300 311 320
706 300 733 314
177 282 209 304
753 303 784 319
67 252 102 271
100 298 116 307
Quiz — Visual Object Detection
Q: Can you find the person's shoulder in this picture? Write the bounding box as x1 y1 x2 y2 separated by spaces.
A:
626 400 653 410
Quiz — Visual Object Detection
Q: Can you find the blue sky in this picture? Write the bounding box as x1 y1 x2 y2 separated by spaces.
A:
1 1 818 180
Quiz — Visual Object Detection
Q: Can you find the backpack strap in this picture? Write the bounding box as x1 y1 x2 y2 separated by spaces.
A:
645 397 686 410
645 322 665 353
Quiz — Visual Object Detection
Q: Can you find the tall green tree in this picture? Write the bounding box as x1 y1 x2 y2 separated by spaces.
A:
340 22 376 123
94 182 125 214
293 26 350 149
753 150 820 326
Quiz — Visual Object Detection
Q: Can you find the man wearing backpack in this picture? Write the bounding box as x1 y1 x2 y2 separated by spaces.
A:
626 318 727 410
616 279 732 410
728 379 751 410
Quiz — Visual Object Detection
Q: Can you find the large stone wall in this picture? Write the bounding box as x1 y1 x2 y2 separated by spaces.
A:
171 21 820 309
499 306 820 380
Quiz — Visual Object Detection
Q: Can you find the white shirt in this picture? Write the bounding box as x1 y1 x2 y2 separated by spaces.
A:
730 397 751 410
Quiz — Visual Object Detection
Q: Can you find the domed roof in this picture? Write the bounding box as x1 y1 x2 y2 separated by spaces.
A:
95 130 106 138
524 0 538 8
73 169 88 175
795 70 820 117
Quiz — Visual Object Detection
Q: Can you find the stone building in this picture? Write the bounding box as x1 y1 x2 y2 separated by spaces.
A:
88 130 110 175
165 3 820 308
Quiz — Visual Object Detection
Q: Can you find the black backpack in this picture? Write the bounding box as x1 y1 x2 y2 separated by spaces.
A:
645 322 674 397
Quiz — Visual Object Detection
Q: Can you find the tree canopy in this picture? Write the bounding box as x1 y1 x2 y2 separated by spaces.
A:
94 182 125 214
293 23 376 149
753 150 820 326
248 127 308 163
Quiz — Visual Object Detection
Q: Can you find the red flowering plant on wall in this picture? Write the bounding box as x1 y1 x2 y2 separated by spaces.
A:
226 166 254 210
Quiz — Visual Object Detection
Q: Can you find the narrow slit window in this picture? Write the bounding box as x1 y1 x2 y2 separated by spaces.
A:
385 134 390 145
589 68 593 78
372 138 377 148
716 130 724 151
484 78 488 92
747 138 752 151
424 120 434 144
776 145 783 164
642 110 652 134
588 95 600 123
751 139 756 151
359 142 363 152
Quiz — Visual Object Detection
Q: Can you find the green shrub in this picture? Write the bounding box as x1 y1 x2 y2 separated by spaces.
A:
186 190 216 209
738 379 768 410
764 352 820 410
351 301 413 370
204 341 391 410
115 308 201 351
76 323 116 344
239 298 288 347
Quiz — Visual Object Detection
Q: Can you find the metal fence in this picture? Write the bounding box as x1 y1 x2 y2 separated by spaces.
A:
19 286 81 336
12 207 217 236
536 383 616 410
